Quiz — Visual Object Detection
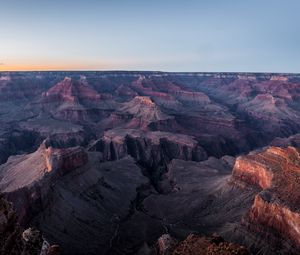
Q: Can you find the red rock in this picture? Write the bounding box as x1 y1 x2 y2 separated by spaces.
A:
40 77 115 123
233 154 274 189
44 146 88 173
89 128 207 164
234 146 300 248
116 96 173 129
42 77 102 103
170 234 251 255
248 193 300 248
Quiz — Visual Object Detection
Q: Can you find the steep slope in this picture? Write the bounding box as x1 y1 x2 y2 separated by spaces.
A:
2 71 300 255
0 143 88 223
195 74 300 138
89 128 207 164
232 146 300 252
0 144 147 254
120 96 170 120
40 77 115 123
26 156 147 255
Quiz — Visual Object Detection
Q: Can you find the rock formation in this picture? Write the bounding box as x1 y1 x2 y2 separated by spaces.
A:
89 128 207 165
40 77 115 123
1 71 300 254
0 143 88 223
233 146 300 250
170 234 251 255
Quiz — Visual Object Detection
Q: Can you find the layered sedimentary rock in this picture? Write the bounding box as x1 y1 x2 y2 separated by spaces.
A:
89 128 207 166
118 96 173 129
107 155 257 255
248 192 300 247
233 146 300 249
44 146 88 173
0 143 88 223
194 73 300 138
42 77 102 103
40 77 115 123
1 72 300 254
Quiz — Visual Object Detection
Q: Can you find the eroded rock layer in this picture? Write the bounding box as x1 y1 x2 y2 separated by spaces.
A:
233 146 300 250
1 72 300 254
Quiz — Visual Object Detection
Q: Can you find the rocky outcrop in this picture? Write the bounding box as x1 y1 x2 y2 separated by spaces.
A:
89 129 207 168
44 146 88 173
194 74 300 138
154 234 251 255
248 192 300 248
42 77 102 103
233 154 274 189
0 143 88 223
118 96 173 129
233 146 300 249
39 77 115 123
0 142 88 192
2 71 300 254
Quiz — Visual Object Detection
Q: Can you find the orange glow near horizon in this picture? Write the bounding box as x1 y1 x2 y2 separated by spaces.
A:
0 63 113 71
0 58 126 71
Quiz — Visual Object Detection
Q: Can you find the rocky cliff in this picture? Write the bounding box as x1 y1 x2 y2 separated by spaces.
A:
1 72 300 254
232 146 300 249
89 128 207 167
0 143 88 224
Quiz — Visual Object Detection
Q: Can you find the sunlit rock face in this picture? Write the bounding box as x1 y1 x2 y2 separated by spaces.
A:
1 72 300 254
233 146 300 249
117 96 173 129
249 192 300 248
0 143 88 224
44 146 88 173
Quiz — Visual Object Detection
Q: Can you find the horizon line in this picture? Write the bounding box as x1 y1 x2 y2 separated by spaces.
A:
0 70 300 75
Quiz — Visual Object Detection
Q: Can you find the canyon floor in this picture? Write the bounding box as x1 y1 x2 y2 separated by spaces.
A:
1 71 300 254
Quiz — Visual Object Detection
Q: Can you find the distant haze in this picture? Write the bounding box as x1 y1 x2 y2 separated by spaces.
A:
0 0 299 72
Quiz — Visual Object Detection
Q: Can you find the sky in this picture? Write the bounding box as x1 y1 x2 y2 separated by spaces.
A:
0 0 299 72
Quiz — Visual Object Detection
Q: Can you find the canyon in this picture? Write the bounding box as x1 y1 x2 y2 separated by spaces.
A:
1 71 300 254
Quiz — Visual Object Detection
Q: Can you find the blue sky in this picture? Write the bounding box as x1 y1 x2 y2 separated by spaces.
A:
0 0 299 72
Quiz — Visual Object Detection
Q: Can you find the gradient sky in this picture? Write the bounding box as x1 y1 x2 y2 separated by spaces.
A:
0 0 299 72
